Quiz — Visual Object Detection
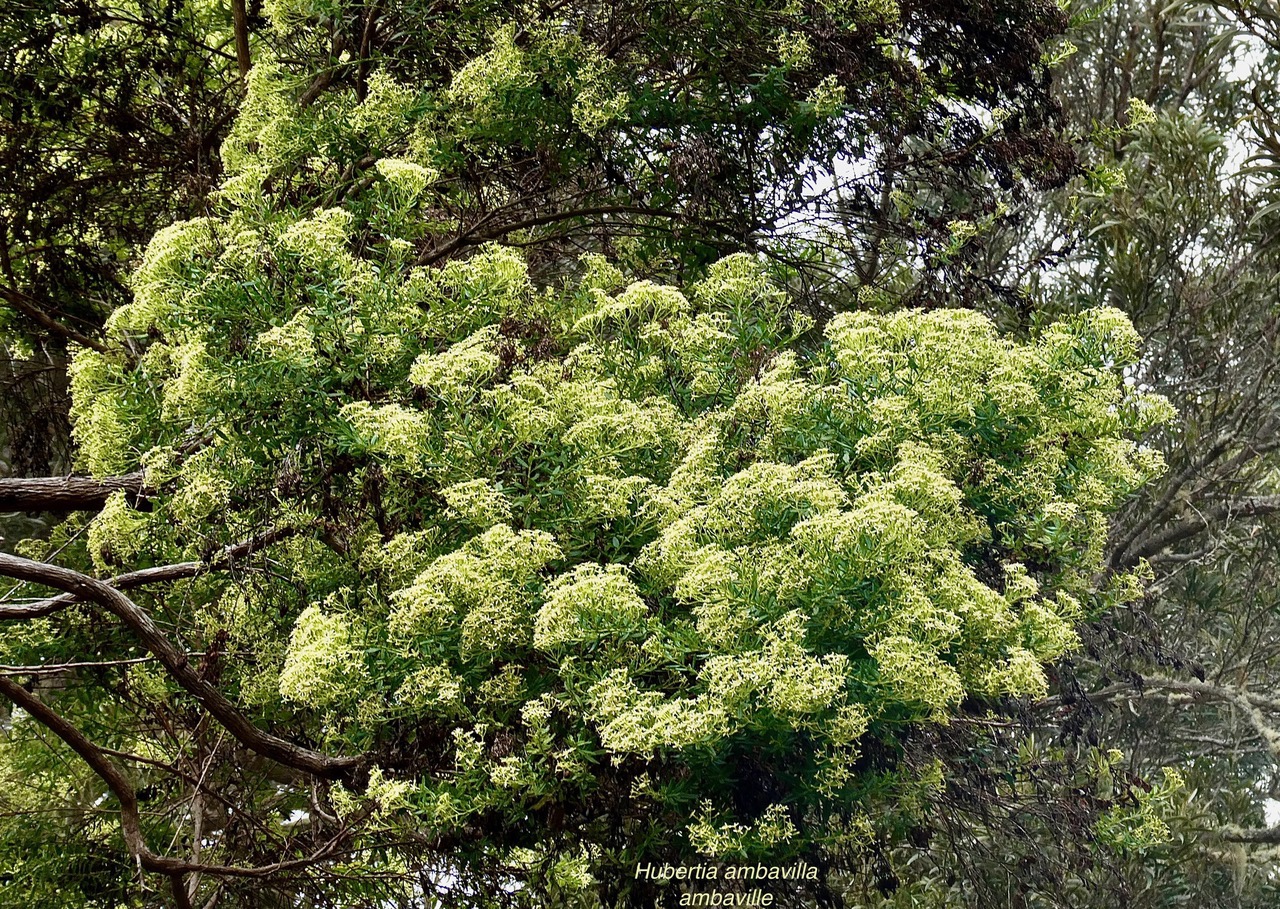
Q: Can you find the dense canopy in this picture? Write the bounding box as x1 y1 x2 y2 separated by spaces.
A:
3 83 1171 894
19 214 1168 903
16 1 1280 908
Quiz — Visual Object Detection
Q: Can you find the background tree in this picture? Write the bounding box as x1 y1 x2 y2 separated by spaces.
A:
1058 2 1280 902
0 0 245 552
866 2 1280 906
219 0 1080 304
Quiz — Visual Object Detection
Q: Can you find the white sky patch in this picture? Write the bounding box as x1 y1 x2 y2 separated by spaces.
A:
1222 32 1269 176
1265 798 1280 828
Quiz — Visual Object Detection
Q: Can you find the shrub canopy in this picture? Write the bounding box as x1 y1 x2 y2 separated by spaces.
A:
0 3 1177 906
42 139 1171 897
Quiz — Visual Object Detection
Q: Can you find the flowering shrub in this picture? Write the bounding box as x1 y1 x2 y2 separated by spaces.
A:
65 167 1172 884
23 40 1168 895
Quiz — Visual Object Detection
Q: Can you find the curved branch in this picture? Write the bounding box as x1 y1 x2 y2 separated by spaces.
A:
0 552 361 778
299 32 347 107
1117 495 1280 565
1108 431 1238 568
0 285 112 354
0 675 365 879
0 526 295 620
0 471 147 513
414 203 750 268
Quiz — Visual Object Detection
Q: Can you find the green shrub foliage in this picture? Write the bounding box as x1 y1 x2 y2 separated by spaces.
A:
51 70 1172 891
0 2 1187 906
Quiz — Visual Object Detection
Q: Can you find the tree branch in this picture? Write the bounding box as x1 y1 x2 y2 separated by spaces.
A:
355 3 382 101
0 675 367 880
0 471 146 513
1108 431 1238 568
0 525 295 620
1221 825 1280 845
298 33 347 108
231 0 252 79
1117 495 1280 565
0 552 362 778
414 203 748 268
1039 675 1280 715
0 284 111 354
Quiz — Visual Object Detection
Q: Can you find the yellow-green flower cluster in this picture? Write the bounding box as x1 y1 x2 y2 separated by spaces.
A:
278 601 366 710
409 327 502 401
689 802 799 857
534 564 649 650
389 524 561 659
375 157 437 199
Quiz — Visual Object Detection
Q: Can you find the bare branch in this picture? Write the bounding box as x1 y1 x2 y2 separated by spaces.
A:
0 655 165 673
0 551 362 778
1039 675 1280 715
1117 495 1280 565
1221 825 1280 845
0 284 111 354
0 675 367 880
299 32 347 108
231 0 252 79
0 471 147 514
355 3 382 101
0 525 295 620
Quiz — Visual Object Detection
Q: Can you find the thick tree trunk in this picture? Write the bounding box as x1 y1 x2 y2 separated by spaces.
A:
0 471 146 512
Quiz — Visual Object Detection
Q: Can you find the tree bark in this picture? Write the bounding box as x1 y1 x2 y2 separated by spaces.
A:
1221 825 1280 845
231 0 252 79
0 471 146 513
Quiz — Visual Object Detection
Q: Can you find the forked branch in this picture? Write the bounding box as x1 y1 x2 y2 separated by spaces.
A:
0 551 362 778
